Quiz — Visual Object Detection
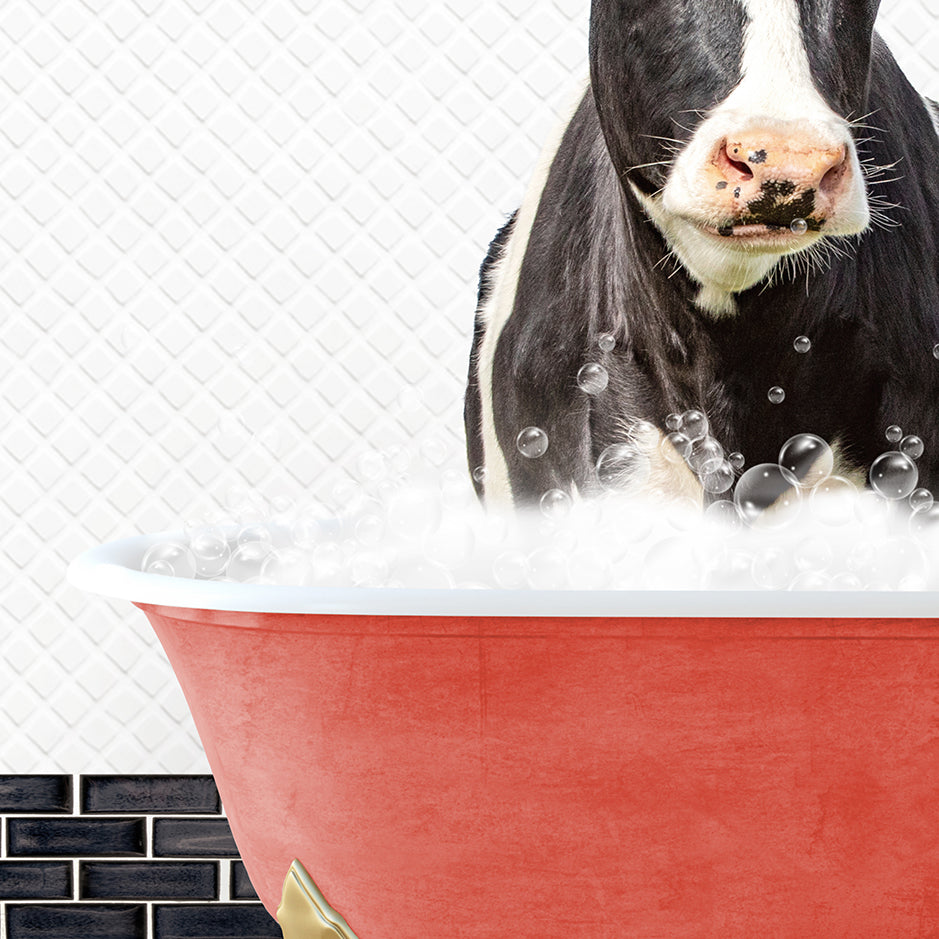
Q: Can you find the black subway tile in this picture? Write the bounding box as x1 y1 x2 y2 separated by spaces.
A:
153 817 239 857
154 903 281 938
80 861 218 900
8 817 146 857
7 904 146 939
0 861 72 899
231 861 259 900
81 775 221 814
0 775 72 814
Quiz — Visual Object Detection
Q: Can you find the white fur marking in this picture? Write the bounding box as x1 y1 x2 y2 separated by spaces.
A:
926 97 939 142
636 424 704 507
475 77 589 507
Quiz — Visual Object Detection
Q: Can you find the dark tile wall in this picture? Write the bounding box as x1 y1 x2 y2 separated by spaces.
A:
0 775 281 938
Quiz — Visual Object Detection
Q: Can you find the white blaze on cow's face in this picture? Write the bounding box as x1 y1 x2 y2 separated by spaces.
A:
640 0 871 316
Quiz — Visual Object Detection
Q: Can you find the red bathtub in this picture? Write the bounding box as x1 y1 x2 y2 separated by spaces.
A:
70 533 939 938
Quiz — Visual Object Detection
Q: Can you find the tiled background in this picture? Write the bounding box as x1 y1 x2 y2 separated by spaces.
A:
1 0 937 774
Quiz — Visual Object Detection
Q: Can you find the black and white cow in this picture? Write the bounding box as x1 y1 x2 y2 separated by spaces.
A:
465 0 939 509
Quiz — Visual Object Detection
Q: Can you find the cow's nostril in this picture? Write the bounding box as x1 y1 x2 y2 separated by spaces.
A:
718 143 755 183
728 156 754 180
820 158 846 196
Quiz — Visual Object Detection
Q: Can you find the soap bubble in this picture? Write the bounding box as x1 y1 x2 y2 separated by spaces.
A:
224 483 253 512
305 543 342 586
665 412 681 432
527 546 569 590
703 499 740 528
516 426 549 459
689 436 724 475
142 541 196 578
566 546 613 590
577 363 610 394
869 451 919 500
767 386 786 404
829 572 863 591
357 451 389 482
350 551 390 587
702 461 735 493
856 537 928 590
333 479 369 515
189 530 231 578
184 511 226 537
291 506 340 549
493 550 529 589
540 488 572 519
728 451 745 471
703 549 753 589
423 518 476 569
778 434 833 487
678 409 708 442
227 541 272 582
385 444 413 477
793 335 811 353
269 495 295 524
598 332 616 352
393 556 453 590
643 536 705 589
261 548 312 586
900 435 924 460
734 463 801 529
794 536 833 572
790 218 809 235
854 489 892 526
388 487 442 539
885 424 903 444
789 571 830 591
662 497 703 532
810 476 857 526
439 469 476 511
910 502 939 539
910 488 934 512
420 437 449 468
933 343 939 360
662 432 692 463
630 420 658 450
237 524 272 546
355 513 385 546
751 545 797 589
596 443 651 491
472 465 487 484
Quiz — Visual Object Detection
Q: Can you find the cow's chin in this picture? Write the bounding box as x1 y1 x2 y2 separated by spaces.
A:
632 183 869 317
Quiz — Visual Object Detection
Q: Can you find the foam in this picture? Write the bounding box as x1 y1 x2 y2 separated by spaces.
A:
143 465 939 592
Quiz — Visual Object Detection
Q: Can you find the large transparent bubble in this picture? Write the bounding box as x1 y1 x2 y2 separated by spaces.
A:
734 464 801 529
869 452 919 501
778 434 833 487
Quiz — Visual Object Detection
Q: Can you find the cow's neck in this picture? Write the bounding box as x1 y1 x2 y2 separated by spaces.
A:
629 183 780 317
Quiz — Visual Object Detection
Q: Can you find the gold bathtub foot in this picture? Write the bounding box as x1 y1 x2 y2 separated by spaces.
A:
277 859 360 939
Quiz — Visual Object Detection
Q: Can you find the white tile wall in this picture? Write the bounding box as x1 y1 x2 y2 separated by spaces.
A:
1 0 936 772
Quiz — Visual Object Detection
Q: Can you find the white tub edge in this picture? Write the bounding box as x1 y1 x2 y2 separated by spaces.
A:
65 531 939 619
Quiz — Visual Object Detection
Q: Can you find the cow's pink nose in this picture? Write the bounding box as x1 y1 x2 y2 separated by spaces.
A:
712 129 851 222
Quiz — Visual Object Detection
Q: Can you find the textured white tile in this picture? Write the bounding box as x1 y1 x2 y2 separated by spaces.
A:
0 0 934 773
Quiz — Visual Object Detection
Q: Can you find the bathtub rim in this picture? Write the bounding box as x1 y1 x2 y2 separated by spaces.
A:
67 531 939 618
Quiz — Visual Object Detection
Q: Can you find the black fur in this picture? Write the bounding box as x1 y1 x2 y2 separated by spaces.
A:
466 5 939 507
